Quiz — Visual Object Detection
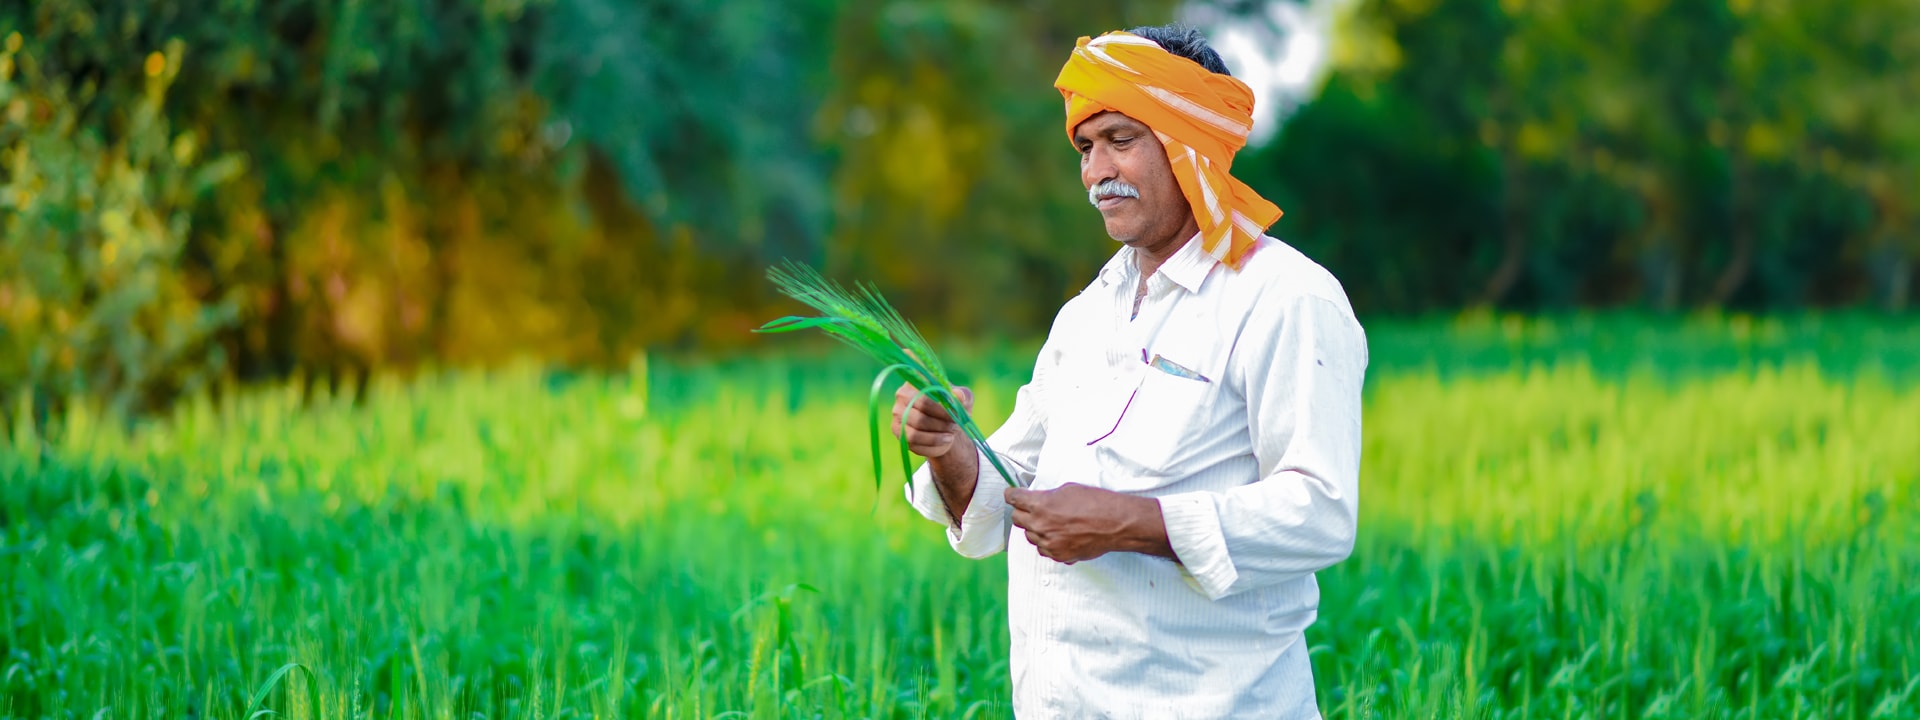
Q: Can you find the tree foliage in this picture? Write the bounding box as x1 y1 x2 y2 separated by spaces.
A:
1246 0 1920 313
1 0 1914 414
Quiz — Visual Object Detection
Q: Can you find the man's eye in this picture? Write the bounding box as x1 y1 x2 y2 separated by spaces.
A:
1113 137 1134 146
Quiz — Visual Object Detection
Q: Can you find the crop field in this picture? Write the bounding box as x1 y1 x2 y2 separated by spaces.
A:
3 316 1918 719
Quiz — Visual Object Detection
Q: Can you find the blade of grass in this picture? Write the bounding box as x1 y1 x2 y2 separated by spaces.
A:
899 385 941 492
243 663 319 720
753 317 850 334
760 259 1022 488
868 363 931 494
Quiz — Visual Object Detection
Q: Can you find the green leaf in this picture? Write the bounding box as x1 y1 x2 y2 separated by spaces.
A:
753 316 848 334
868 363 928 495
901 384 940 493
763 259 1024 493
243 663 320 719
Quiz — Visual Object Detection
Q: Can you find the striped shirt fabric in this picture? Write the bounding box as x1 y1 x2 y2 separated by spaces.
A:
906 233 1368 719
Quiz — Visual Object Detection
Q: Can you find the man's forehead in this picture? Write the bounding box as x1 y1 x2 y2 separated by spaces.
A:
1073 111 1153 140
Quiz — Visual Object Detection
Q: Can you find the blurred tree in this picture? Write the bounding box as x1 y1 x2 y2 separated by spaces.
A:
1246 0 1918 314
1 0 1914 417
1 32 242 417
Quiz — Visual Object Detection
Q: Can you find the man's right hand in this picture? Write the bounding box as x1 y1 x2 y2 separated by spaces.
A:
892 382 975 458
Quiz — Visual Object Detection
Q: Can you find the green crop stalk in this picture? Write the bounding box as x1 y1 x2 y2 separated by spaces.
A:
753 261 1022 492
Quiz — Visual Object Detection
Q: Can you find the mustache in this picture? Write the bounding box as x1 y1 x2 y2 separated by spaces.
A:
1087 179 1141 207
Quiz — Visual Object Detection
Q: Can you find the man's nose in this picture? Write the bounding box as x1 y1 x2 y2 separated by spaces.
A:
1081 145 1117 189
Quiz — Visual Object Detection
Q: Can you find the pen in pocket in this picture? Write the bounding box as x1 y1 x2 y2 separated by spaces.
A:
1145 353 1210 383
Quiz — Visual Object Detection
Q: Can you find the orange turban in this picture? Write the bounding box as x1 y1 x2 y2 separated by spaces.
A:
1054 31 1281 271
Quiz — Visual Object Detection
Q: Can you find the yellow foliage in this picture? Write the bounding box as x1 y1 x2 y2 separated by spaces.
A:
1744 123 1787 160
1517 122 1556 159
1330 5 1404 79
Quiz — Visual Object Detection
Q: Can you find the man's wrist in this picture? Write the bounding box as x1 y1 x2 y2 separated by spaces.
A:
929 446 979 488
1117 494 1176 560
927 447 980 526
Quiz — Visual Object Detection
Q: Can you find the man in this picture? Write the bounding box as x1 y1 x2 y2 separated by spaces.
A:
893 24 1367 719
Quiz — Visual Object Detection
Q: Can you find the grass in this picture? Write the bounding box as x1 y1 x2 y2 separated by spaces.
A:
752 261 1021 490
2 315 1917 719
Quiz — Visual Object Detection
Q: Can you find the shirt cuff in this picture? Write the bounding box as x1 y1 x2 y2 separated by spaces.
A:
1157 491 1240 600
905 446 1011 559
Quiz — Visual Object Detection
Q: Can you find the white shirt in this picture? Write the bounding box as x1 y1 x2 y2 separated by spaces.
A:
906 233 1368 719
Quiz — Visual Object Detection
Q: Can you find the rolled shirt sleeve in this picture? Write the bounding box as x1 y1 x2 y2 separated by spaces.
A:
1157 292 1368 600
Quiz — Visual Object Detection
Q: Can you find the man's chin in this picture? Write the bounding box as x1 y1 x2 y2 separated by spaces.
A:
1102 220 1144 246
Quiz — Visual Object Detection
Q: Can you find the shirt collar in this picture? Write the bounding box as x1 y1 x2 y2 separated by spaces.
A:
1157 231 1218 293
1096 246 1134 287
1094 231 1217 292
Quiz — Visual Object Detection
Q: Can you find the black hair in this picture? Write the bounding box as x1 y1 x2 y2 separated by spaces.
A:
1126 23 1232 77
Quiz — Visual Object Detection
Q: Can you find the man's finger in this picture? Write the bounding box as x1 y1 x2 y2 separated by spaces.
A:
1005 487 1049 511
1025 529 1046 549
905 415 958 439
902 423 949 444
1006 487 1036 510
914 394 955 422
905 431 954 453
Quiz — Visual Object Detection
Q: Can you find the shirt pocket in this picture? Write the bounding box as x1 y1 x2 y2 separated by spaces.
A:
1049 356 1124 434
1092 362 1215 486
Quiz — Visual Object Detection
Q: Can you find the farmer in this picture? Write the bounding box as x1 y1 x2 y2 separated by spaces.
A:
891 24 1368 718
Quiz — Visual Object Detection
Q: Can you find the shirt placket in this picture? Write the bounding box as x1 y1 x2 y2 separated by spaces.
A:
1104 270 1178 422
1039 269 1176 714
1032 551 1066 711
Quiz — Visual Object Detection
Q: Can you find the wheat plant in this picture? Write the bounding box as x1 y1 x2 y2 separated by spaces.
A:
753 260 1022 490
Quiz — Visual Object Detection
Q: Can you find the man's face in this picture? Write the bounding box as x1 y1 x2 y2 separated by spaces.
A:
1074 111 1194 251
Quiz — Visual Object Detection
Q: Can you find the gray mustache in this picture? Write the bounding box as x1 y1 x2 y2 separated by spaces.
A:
1088 179 1141 207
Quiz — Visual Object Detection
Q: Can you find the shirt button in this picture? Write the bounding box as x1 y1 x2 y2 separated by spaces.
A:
1040 573 1053 587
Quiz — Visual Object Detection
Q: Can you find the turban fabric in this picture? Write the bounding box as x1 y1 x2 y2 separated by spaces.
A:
1054 31 1282 271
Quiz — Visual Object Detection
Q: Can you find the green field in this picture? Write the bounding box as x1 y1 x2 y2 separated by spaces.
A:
3 316 1918 719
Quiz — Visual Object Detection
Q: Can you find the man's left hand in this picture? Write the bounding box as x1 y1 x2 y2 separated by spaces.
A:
1005 483 1176 564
